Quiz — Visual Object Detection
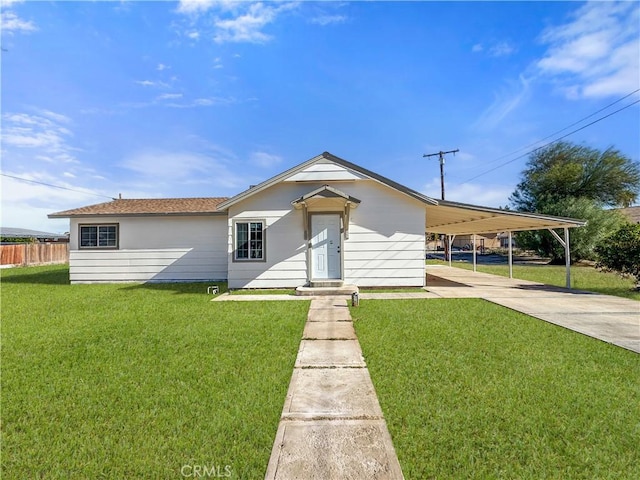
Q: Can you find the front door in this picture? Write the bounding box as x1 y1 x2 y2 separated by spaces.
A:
311 214 341 280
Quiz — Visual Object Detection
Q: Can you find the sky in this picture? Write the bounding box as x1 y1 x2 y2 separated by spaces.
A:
1 0 639 234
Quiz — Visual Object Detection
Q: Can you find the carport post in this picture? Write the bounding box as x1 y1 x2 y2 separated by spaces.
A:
547 227 572 289
508 231 513 279
564 227 571 289
472 233 477 272
448 235 453 267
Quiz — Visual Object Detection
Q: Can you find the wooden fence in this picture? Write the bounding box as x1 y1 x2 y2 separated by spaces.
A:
0 243 69 266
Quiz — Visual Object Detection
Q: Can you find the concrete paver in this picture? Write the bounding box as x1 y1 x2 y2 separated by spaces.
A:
282 368 383 420
266 297 404 480
307 307 353 322
295 339 365 368
303 321 357 340
266 420 403 480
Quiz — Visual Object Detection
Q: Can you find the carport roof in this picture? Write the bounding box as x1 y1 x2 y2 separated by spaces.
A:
426 199 586 235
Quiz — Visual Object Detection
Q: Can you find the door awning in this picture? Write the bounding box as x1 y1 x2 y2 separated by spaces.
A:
292 185 361 240
291 185 361 210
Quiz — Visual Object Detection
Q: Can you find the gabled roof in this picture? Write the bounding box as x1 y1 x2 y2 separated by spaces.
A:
48 197 229 218
217 152 438 211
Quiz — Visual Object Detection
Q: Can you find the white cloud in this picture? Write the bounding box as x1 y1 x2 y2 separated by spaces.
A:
423 177 513 208
250 151 282 168
119 149 246 189
213 2 279 44
473 75 531 130
471 41 515 57
156 63 170 71
489 41 515 57
0 10 36 34
175 1 298 44
1 0 26 7
135 79 170 88
310 14 346 26
1 112 78 162
0 172 107 233
176 0 219 15
0 109 124 230
157 93 183 100
536 1 640 99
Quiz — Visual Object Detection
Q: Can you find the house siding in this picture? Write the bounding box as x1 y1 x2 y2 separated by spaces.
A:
344 182 425 287
227 184 308 289
68 216 227 283
226 180 426 288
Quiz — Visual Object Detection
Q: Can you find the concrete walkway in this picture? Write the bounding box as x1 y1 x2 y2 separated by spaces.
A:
425 265 640 353
265 297 404 480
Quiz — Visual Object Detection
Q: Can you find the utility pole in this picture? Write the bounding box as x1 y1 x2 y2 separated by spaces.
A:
423 148 459 260
423 149 459 200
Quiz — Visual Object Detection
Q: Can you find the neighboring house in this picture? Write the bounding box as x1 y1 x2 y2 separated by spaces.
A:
0 227 69 244
617 206 640 224
49 152 585 287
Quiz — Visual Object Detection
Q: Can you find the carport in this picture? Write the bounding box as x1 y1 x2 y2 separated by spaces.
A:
425 199 587 288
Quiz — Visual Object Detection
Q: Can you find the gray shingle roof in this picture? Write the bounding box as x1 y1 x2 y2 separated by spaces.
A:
1 227 68 239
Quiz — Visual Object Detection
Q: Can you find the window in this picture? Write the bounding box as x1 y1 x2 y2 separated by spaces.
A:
235 221 264 261
79 224 118 249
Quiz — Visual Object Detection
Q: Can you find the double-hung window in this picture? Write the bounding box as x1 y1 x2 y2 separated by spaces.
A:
79 224 118 249
235 221 264 261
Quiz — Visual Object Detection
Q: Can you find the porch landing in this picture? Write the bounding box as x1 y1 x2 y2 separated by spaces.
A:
295 285 359 296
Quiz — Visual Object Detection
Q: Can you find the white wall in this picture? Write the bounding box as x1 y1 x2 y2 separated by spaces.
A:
344 182 426 287
227 184 308 289
68 215 227 283
226 180 426 288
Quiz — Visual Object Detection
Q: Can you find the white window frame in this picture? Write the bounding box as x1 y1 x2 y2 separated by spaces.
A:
79 224 119 249
233 220 265 262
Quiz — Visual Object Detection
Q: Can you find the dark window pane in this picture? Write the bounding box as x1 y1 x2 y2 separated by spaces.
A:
236 222 263 260
98 226 117 247
80 226 97 247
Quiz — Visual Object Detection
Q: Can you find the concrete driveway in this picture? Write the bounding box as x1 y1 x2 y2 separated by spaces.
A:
424 266 640 353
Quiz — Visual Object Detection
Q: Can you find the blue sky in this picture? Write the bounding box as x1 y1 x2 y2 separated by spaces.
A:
2 0 639 233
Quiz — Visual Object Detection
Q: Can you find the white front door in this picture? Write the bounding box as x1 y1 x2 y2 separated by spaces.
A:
311 214 341 280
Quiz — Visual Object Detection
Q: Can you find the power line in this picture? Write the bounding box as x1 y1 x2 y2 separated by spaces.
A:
461 98 640 184
466 88 640 174
0 173 115 200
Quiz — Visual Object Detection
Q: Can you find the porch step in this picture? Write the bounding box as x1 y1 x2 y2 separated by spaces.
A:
295 285 359 296
309 280 344 288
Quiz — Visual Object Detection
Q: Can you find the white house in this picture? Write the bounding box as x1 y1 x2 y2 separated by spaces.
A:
50 152 585 287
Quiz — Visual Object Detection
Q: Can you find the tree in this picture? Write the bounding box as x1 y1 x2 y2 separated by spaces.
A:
595 223 640 289
511 142 640 211
515 198 626 263
510 142 640 262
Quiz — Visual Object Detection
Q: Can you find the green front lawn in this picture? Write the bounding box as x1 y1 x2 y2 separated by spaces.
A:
1 265 308 479
428 258 640 300
353 299 640 479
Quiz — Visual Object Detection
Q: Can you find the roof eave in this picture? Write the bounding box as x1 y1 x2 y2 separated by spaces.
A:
48 211 227 219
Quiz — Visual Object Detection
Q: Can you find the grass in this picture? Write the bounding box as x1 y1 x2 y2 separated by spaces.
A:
1 265 308 479
352 299 640 479
428 258 640 300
